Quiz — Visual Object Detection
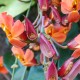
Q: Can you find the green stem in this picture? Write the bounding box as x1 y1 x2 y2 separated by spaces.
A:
11 58 18 80
26 0 32 17
21 67 27 80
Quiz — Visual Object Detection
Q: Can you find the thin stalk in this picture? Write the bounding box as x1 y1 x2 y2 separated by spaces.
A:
11 58 18 80
26 0 32 17
51 37 68 49
21 67 27 80
50 39 60 58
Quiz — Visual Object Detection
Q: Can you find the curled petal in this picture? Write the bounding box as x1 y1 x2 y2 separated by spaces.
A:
63 59 80 80
58 57 74 77
71 48 80 59
25 17 37 41
9 38 27 48
40 33 55 58
45 61 58 80
11 20 25 37
68 34 80 49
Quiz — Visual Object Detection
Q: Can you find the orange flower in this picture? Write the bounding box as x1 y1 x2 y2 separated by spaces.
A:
0 56 8 74
11 46 37 66
0 12 27 48
45 23 71 43
61 0 80 22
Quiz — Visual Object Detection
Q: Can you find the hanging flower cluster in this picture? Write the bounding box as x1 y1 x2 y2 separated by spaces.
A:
0 0 80 80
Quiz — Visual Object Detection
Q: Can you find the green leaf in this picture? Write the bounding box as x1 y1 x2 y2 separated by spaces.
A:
3 51 15 74
28 66 45 80
0 0 35 17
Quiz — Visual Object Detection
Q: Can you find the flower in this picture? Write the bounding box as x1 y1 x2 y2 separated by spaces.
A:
68 34 80 49
0 56 8 74
38 0 49 11
61 0 80 22
25 17 37 41
11 46 37 66
0 12 27 48
40 33 55 58
45 22 71 43
44 61 58 80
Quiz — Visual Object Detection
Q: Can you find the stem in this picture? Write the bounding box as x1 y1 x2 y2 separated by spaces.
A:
51 37 68 49
26 0 32 17
33 14 40 25
50 39 60 58
11 58 18 80
2 74 10 80
21 67 27 80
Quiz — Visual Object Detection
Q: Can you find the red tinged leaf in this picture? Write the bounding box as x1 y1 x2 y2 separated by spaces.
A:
25 17 37 41
40 33 55 58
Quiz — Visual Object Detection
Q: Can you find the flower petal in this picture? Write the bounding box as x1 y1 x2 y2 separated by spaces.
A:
0 12 13 31
58 57 74 77
11 46 24 58
68 11 80 22
9 38 27 48
24 49 34 62
68 34 80 49
11 20 24 37
38 0 49 11
40 33 55 58
63 59 80 80
71 48 80 59
52 32 66 43
45 61 58 80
